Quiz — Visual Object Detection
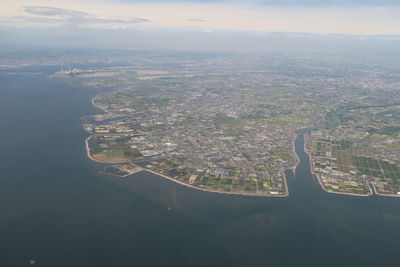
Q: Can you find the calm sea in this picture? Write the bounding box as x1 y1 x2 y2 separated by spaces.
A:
0 69 399 267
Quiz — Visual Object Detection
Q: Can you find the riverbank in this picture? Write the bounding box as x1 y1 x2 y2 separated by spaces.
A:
301 129 400 198
291 133 300 175
303 130 373 197
370 181 400 198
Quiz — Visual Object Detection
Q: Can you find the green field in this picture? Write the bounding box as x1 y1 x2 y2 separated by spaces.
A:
314 138 400 185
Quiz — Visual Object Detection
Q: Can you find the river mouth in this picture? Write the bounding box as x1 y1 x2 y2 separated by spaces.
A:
285 127 325 199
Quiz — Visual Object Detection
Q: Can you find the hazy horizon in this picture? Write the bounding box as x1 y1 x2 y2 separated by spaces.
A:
1 0 400 53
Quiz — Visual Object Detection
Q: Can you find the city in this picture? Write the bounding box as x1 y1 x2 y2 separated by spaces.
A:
46 52 400 198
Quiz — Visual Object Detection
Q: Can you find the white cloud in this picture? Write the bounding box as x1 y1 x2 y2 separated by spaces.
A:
0 3 149 29
0 0 399 35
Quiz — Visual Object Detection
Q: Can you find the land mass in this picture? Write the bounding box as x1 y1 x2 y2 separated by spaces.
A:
60 53 400 197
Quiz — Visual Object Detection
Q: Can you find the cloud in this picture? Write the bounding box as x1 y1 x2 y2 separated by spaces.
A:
187 18 208 22
243 0 400 7
24 6 88 18
75 0 400 7
0 0 399 35
2 15 63 25
13 5 150 29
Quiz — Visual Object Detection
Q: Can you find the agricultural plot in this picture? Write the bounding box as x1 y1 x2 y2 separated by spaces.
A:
310 137 400 196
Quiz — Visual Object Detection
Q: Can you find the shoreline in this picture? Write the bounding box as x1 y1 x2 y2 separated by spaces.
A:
85 134 288 197
370 180 400 198
85 92 291 198
291 133 300 176
85 135 132 164
303 130 372 197
92 94 107 113
282 169 290 197
303 128 400 198
142 169 288 198
85 138 288 198
85 94 398 199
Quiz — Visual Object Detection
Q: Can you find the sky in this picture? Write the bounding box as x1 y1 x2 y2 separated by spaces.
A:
1 0 400 51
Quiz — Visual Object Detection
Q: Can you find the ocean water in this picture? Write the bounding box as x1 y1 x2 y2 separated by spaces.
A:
0 71 400 267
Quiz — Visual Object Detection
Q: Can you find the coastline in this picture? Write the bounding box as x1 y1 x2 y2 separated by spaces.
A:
304 129 400 198
291 133 300 175
142 169 288 198
303 127 399 198
85 135 288 197
282 169 290 197
85 92 290 197
370 181 400 198
85 135 132 164
92 93 110 113
85 94 398 199
303 130 372 197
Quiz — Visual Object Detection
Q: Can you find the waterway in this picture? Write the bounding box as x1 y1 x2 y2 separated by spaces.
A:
1 70 400 267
